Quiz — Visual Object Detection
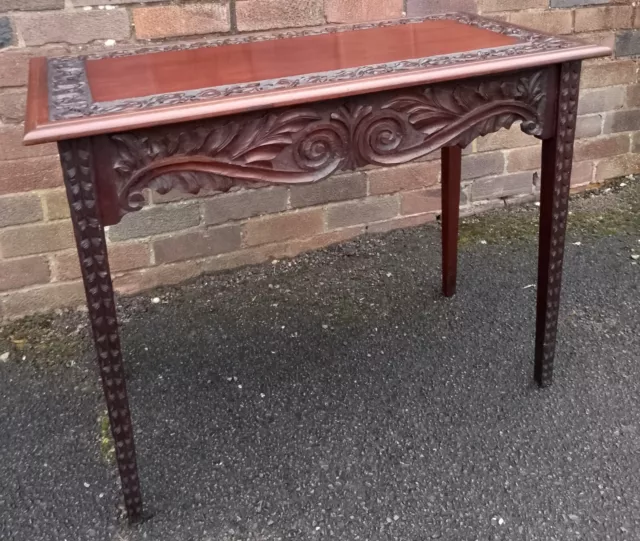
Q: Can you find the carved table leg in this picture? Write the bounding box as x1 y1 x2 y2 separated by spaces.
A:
534 61 581 387
441 146 462 297
59 139 144 521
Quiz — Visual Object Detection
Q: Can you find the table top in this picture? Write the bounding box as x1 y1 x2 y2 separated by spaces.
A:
24 13 610 145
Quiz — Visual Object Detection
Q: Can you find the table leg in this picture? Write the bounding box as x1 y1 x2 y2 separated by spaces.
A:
534 61 581 387
59 139 144 521
441 146 462 297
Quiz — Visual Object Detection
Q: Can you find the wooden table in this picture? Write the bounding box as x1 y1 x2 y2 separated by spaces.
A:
24 13 610 522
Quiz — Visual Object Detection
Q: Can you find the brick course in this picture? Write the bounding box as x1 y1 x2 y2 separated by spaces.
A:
14 9 131 46
236 0 323 31
325 0 404 23
133 3 229 40
0 0 638 319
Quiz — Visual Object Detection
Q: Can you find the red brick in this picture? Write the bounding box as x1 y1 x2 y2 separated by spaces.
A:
40 189 69 220
400 187 441 215
0 156 63 195
574 6 633 32
153 225 241 264
133 3 229 40
0 281 85 319
574 134 630 161
578 86 626 115
595 153 640 180
282 227 364 258
0 0 63 9
243 209 324 247
626 84 640 107
113 260 203 295
462 151 504 180
476 125 538 152
0 256 50 293
203 227 365 275
203 187 288 225
0 193 42 227
107 204 201 241
0 125 57 161
479 0 545 12
551 0 608 6
570 160 595 187
469 171 534 201
290 172 366 208
603 109 640 133
14 9 131 46
367 213 436 234
367 162 439 195
0 220 74 257
0 89 26 123
326 195 399 229
0 46 66 88
71 0 163 5
506 144 542 172
581 59 637 89
51 242 151 281
199 244 288 275
325 0 404 23
576 114 603 138
459 199 504 218
236 0 323 31
573 30 616 51
407 0 476 15
508 10 573 35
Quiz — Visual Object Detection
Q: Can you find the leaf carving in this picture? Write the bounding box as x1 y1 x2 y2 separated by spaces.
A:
110 70 548 215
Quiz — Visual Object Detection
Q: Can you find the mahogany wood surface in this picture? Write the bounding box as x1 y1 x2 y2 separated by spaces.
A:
87 19 517 102
441 146 462 298
23 14 610 145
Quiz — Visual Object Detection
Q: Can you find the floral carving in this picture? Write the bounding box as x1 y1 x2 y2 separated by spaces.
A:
108 70 547 216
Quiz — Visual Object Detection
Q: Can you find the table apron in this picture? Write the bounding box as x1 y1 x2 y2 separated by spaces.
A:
86 66 558 226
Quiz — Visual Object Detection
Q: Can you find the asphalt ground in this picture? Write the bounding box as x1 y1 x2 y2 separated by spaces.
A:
1 181 639 541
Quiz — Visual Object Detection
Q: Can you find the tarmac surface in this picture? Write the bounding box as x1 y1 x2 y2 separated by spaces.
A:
1 184 639 541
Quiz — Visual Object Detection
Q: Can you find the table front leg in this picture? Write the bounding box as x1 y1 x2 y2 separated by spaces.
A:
59 139 144 521
534 61 581 387
441 146 462 297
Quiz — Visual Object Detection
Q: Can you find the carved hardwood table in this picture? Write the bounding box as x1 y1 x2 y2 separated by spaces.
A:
24 13 610 522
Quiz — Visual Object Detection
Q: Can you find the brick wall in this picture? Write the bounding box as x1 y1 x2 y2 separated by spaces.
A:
0 0 639 319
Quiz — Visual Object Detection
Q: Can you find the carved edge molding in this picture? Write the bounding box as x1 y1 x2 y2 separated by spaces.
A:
59 138 143 519
48 13 572 121
104 69 548 218
536 61 580 387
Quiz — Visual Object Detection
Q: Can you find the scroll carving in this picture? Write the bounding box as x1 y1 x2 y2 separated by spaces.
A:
108 70 547 216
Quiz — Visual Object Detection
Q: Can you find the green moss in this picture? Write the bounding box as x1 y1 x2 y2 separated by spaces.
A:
99 411 116 465
458 177 640 248
0 312 87 369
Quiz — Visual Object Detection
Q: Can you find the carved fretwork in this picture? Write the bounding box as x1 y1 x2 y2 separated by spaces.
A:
534 61 581 387
107 69 548 218
59 139 144 521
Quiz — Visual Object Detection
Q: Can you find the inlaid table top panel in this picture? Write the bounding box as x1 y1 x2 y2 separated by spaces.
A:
24 13 610 144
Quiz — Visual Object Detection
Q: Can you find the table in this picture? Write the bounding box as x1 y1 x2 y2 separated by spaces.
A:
24 13 610 522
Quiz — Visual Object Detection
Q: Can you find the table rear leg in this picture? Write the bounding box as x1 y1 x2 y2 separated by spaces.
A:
534 62 581 387
59 139 144 521
441 145 462 297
